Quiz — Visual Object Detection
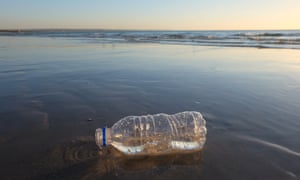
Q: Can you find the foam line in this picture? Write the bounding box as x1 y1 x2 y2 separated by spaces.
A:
239 135 300 157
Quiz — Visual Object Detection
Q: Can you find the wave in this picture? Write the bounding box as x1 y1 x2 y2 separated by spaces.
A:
1 30 300 49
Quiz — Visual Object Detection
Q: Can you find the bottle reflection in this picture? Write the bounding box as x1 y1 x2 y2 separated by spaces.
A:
84 142 203 179
45 136 203 179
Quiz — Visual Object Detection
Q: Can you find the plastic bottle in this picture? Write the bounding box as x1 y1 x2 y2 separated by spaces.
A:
95 111 207 155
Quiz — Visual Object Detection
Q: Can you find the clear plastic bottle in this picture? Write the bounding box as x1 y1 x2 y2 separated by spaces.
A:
95 111 207 155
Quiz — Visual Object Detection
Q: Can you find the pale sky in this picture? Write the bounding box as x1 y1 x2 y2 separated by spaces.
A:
0 0 299 30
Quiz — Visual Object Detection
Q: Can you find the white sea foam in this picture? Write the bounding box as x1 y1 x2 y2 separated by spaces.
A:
240 135 300 157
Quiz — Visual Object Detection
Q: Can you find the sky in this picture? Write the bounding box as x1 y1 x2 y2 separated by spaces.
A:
0 0 299 30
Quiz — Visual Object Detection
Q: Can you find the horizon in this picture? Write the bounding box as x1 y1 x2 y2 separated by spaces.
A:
1 28 300 32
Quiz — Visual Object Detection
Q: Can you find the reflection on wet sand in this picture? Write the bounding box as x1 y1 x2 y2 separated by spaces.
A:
85 147 203 179
41 136 203 179
0 105 49 145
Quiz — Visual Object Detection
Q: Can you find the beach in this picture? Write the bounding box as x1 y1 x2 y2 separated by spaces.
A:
0 33 300 179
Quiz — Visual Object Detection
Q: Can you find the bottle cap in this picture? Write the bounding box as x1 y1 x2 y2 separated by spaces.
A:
95 127 111 148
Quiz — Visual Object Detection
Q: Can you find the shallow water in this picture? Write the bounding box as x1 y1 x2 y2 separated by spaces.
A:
0 36 300 179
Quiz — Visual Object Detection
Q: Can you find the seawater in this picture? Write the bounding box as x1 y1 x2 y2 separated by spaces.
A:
0 34 299 179
1 29 300 49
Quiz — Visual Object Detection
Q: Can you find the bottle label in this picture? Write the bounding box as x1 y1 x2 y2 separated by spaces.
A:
102 127 106 146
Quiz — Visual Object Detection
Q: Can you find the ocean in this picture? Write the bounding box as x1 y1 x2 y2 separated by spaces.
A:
1 29 300 49
0 30 299 179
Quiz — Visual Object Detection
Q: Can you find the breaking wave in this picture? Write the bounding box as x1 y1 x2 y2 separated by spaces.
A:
1 30 300 49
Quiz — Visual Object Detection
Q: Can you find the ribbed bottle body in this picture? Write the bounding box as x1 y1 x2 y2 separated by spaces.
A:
106 111 207 155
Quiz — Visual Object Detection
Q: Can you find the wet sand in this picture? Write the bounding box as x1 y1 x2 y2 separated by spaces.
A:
0 36 300 179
